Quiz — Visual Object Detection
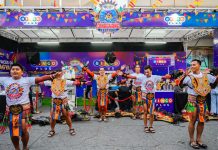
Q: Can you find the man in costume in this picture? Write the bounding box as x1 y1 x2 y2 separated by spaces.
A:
141 65 163 133
42 72 81 137
179 59 218 149
81 63 125 122
129 64 145 119
127 65 171 132
0 63 60 150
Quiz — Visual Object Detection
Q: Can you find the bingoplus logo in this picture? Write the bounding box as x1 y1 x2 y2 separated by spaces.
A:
19 13 42 25
31 60 58 67
164 14 185 26
156 98 173 104
93 59 120 67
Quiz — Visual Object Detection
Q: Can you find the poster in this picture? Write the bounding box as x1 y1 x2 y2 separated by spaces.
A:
0 49 14 76
155 92 174 113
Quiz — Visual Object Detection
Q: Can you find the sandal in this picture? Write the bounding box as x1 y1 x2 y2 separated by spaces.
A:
103 117 108 122
196 141 207 149
190 141 200 149
144 127 149 133
23 146 29 150
149 127 155 133
69 128 76 136
48 130 55 137
132 115 136 120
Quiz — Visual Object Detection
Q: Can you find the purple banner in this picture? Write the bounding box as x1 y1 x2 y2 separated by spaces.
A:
15 51 185 98
1 12 218 28
17 52 134 73
16 52 186 75
133 52 186 75
0 12 93 27
148 56 171 67
122 12 218 27
214 29 218 67
155 92 174 113
0 49 14 76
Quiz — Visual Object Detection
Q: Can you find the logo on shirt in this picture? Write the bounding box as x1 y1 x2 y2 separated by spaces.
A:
6 83 24 100
145 80 154 92
134 81 142 86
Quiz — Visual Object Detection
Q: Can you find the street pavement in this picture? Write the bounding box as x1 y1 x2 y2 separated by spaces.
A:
1 107 218 150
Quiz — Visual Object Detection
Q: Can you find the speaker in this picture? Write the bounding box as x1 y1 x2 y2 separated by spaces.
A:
26 52 40 65
104 52 116 64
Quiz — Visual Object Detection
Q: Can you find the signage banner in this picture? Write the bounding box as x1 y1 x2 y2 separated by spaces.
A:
16 52 134 73
148 55 175 67
155 92 174 113
16 52 186 74
0 49 14 75
15 51 185 99
0 12 218 28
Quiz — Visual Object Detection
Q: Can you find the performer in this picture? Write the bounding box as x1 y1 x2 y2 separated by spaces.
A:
141 65 163 133
0 63 60 150
81 63 125 122
129 64 145 119
127 65 171 131
42 72 81 137
179 59 218 149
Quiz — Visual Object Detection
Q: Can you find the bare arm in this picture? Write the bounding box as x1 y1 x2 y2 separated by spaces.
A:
123 73 137 79
210 75 218 88
115 91 118 97
35 72 61 84
66 80 81 86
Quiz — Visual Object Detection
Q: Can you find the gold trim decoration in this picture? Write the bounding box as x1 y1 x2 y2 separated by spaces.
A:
51 79 66 96
97 75 108 89
189 74 211 97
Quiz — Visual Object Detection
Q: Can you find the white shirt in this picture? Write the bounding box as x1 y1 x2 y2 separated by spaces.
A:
211 85 218 94
141 75 162 93
44 80 75 99
130 73 145 88
0 77 36 106
183 72 216 96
